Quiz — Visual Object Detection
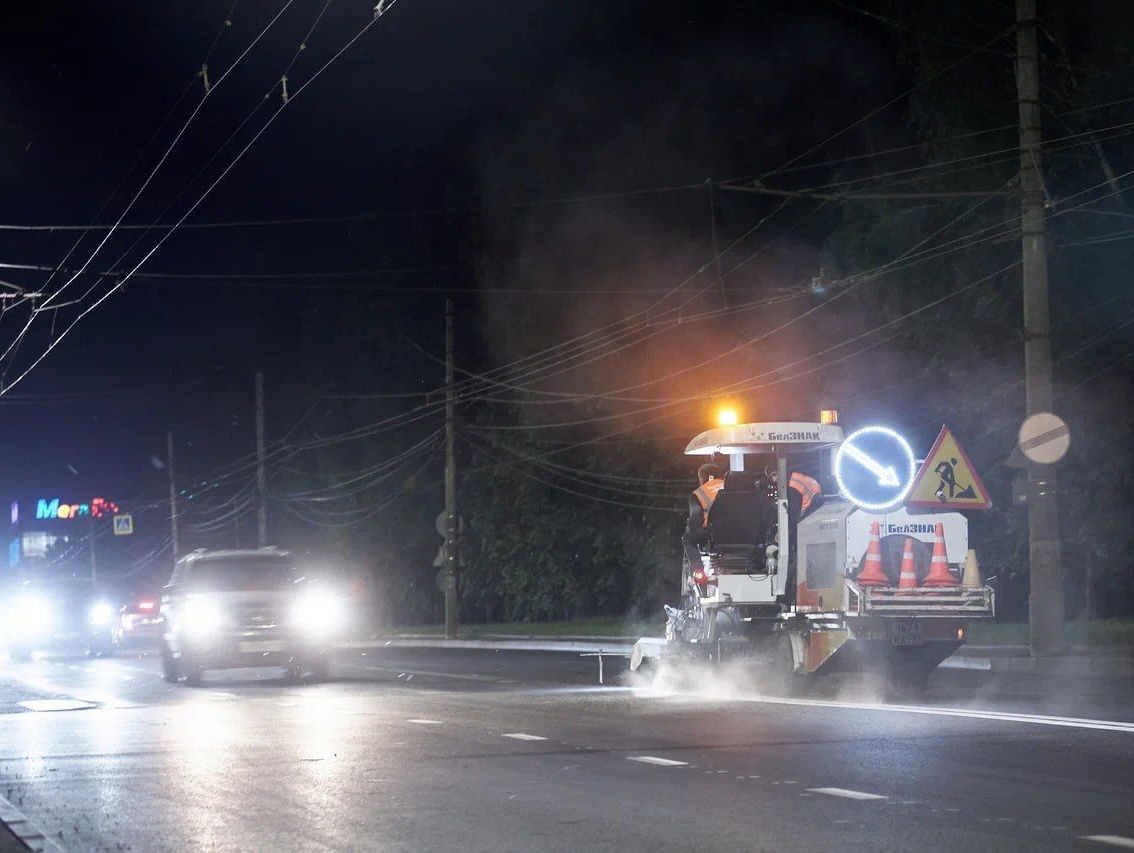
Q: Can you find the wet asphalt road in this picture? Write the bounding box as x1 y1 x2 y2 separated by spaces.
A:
0 643 1131 852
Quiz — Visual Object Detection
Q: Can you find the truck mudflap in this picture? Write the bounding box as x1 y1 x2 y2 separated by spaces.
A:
844 578 995 618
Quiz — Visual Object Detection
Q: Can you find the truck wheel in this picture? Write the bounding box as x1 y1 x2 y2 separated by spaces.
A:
769 637 810 697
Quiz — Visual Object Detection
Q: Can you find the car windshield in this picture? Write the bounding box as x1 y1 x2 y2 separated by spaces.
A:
186 556 297 592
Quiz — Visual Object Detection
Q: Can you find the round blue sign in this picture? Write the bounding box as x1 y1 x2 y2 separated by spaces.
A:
834 425 917 511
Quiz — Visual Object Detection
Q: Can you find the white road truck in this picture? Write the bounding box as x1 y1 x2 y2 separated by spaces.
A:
630 420 994 691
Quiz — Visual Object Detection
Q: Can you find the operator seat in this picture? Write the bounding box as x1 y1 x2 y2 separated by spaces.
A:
705 472 775 574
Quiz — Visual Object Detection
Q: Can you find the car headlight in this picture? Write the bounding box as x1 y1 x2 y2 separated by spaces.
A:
9 595 53 636
88 601 115 627
291 591 346 636
181 598 224 635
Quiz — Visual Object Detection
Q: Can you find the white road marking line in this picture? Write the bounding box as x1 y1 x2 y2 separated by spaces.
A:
658 692 1134 734
407 718 444 725
338 663 506 683
1083 837 1134 849
501 733 547 741
0 671 137 709
0 791 64 851
807 787 888 801
18 700 97 713
628 756 688 767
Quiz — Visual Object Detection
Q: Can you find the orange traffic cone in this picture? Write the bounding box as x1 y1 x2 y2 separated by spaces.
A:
897 537 919 591
923 522 959 587
856 521 889 587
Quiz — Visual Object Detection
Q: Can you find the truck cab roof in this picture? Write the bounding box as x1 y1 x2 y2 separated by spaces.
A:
685 422 845 456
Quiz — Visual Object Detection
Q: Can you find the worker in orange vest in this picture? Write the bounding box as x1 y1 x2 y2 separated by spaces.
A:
789 472 822 516
682 463 725 571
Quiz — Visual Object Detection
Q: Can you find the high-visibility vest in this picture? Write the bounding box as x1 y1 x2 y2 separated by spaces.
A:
789 472 822 514
692 478 725 526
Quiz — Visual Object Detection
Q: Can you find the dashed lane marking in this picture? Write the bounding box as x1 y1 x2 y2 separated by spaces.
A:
407 718 444 725
339 663 512 683
501 733 548 741
807 787 888 801
0 671 137 709
18 700 97 713
1084 837 1134 849
0 791 64 851
627 756 688 767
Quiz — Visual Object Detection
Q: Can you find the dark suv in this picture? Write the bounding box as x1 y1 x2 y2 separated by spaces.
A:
2 579 121 661
160 548 346 685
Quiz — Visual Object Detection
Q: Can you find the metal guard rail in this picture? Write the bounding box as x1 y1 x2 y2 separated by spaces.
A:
844 578 995 618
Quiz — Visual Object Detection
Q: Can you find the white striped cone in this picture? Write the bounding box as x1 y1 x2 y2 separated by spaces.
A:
856 520 889 587
897 537 918 591
924 522 958 587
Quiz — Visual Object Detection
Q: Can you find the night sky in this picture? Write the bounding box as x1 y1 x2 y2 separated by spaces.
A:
0 0 904 572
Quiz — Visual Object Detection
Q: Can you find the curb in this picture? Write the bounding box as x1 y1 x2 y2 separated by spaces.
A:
342 638 635 655
350 636 1134 677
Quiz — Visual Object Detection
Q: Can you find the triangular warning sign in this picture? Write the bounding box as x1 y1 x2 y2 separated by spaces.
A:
908 426 992 510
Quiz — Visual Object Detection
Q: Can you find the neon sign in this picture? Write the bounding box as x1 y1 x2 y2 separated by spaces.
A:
35 497 119 521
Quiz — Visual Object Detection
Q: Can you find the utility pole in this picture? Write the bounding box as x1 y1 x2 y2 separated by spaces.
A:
1016 0 1065 656
444 298 460 639
255 371 268 548
167 431 180 565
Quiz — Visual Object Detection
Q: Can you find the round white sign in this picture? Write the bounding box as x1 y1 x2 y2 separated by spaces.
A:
1018 412 1070 464
833 425 917 511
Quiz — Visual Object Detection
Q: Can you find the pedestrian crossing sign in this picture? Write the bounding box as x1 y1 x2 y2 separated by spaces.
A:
907 426 991 510
113 514 134 535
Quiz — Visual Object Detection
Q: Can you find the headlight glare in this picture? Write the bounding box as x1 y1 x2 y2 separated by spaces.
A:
292 591 346 636
181 598 223 635
88 601 114 627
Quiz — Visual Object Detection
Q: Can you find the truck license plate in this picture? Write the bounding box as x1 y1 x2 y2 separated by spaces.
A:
888 620 923 646
239 640 286 653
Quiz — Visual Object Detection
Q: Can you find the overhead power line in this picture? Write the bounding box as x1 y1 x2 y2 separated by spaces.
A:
0 0 405 398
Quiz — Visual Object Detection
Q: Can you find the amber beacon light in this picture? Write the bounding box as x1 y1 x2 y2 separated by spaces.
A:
716 407 740 426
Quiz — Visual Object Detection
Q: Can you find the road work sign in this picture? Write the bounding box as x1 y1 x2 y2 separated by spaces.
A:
1018 412 1070 464
113 514 134 535
907 426 991 511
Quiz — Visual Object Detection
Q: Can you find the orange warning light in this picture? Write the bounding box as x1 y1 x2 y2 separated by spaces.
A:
717 407 739 426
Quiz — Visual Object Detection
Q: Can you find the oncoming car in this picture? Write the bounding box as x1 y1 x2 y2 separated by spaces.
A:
160 548 347 685
2 579 121 661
